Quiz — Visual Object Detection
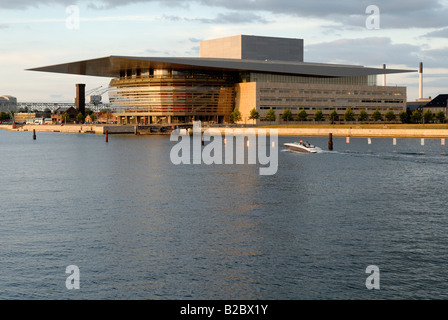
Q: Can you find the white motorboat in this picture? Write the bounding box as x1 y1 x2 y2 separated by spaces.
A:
284 140 318 153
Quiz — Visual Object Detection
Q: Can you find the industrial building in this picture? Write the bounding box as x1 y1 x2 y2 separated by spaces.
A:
0 95 17 112
419 94 448 115
28 35 414 124
52 106 78 123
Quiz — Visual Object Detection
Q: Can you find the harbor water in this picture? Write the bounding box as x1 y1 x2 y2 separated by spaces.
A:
1 129 448 299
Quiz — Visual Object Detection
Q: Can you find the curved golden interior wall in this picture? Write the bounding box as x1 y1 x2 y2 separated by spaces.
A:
109 73 235 117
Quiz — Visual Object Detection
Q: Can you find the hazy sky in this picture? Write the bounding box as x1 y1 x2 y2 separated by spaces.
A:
1 0 447 102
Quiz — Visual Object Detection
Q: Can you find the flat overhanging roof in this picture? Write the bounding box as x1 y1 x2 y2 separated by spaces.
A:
27 56 415 78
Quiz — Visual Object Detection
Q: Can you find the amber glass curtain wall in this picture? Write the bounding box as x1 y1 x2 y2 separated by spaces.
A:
109 70 235 116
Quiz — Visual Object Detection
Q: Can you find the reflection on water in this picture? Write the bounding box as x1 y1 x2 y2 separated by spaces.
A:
1 130 448 299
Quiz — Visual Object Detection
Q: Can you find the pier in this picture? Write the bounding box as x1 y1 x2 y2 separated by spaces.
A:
202 126 448 139
1 123 185 135
2 123 448 139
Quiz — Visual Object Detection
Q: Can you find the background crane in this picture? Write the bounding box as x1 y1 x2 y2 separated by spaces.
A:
87 86 110 111
86 86 103 96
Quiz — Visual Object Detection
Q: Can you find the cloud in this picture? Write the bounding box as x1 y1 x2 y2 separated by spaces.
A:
86 0 188 10
419 47 448 68
422 27 448 38
185 46 200 56
0 0 73 9
196 12 269 24
161 11 268 24
189 37 203 43
161 15 183 22
3 0 448 30
0 0 178 10
305 37 422 67
305 37 448 70
196 0 448 29
144 48 163 55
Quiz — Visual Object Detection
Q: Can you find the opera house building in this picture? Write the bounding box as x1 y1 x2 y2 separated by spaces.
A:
29 35 414 125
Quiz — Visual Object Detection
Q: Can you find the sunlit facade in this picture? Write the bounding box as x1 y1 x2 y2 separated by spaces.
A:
29 35 415 124
108 70 236 124
236 78 406 123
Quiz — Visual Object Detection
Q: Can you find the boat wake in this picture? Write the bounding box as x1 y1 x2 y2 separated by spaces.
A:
283 146 324 154
333 149 448 165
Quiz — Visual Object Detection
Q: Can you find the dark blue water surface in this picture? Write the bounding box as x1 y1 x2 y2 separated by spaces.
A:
1 129 448 299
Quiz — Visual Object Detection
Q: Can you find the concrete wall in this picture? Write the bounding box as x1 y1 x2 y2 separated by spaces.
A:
241 35 303 62
102 125 135 134
17 124 104 134
206 127 448 138
4 124 448 139
200 35 242 59
200 35 304 62
235 82 257 124
14 124 135 134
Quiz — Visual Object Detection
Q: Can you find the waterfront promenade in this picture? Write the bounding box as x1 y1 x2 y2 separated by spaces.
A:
2 123 448 138
203 125 448 138
0 124 134 134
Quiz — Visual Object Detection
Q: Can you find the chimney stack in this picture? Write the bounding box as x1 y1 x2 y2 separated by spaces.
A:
76 83 86 116
382 64 386 86
419 62 423 100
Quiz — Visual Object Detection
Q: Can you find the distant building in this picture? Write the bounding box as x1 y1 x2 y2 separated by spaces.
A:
407 97 431 112
29 35 415 124
96 112 117 124
14 112 37 123
52 106 78 123
420 94 448 115
0 95 17 112
407 101 424 113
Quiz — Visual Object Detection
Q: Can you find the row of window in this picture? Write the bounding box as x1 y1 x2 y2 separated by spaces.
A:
259 88 403 97
251 73 377 86
259 106 404 111
260 97 404 103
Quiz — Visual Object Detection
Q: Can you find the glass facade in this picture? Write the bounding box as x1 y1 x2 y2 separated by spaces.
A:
109 69 236 123
248 72 377 86
107 67 405 124
253 82 406 121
